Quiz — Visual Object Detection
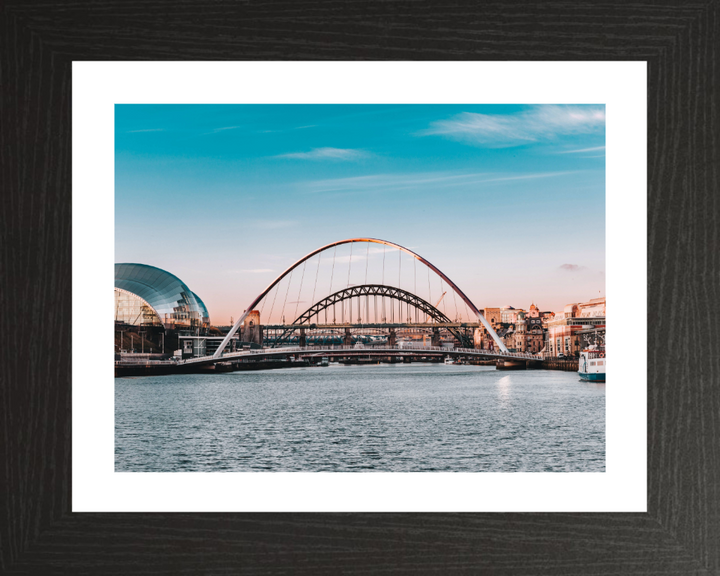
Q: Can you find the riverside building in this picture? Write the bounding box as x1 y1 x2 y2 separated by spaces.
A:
545 297 606 358
114 263 210 354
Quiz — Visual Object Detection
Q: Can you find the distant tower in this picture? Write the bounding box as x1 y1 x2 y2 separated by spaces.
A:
528 302 540 318
240 310 263 346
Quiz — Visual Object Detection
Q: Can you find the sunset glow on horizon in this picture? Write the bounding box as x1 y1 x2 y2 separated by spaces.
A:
115 104 605 324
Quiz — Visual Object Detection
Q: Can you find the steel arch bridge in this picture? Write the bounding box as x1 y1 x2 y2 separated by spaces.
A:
214 237 508 357
270 284 474 348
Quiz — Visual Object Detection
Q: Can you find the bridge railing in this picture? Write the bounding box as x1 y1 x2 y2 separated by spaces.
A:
115 359 177 365
177 343 544 365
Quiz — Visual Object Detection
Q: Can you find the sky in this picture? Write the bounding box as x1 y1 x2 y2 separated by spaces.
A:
115 104 605 325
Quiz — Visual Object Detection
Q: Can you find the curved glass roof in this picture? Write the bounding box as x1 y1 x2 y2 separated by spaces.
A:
191 291 210 321
115 263 210 323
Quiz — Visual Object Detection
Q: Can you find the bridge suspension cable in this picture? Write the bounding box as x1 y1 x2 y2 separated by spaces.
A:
280 269 293 326
213 238 509 358
329 246 336 295
294 260 307 321
364 243 369 284
346 243 353 288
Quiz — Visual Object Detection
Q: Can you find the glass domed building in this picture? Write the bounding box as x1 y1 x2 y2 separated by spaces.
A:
114 263 210 329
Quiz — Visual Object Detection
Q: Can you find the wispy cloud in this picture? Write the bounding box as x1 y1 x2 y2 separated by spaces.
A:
259 124 316 134
334 255 364 264
275 147 369 161
557 146 605 154
198 126 243 136
421 105 605 147
303 170 576 195
482 171 578 183
126 128 165 133
304 171 488 194
211 126 241 133
559 264 587 272
249 220 297 230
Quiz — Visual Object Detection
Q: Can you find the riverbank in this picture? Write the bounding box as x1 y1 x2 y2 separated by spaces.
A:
115 359 310 377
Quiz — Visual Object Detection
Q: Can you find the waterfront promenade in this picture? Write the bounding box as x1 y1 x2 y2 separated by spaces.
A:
114 344 561 377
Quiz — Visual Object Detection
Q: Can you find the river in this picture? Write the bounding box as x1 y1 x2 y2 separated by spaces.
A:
115 363 605 472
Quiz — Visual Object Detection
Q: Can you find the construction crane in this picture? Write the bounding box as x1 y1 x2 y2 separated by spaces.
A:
425 291 447 323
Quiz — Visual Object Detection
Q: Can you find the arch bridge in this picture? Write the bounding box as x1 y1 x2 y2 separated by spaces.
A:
214 237 509 359
178 344 542 368
269 284 474 348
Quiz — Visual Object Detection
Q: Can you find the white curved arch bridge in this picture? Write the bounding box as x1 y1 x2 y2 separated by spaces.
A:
180 345 543 368
214 237 513 362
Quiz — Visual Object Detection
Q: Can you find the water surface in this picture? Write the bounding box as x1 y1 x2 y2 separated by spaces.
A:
115 364 605 472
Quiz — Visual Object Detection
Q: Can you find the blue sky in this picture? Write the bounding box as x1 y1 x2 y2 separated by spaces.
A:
116 104 605 324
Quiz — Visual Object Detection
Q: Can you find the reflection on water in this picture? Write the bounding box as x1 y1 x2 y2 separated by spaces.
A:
496 375 512 407
115 364 605 472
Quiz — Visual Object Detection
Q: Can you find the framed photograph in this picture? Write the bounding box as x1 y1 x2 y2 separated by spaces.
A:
4 2 718 574
74 62 643 514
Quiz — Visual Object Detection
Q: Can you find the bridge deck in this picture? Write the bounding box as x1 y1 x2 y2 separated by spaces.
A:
167 345 544 367
263 323 481 329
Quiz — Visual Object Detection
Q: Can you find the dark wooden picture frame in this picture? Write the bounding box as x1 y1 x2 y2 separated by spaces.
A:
2 2 718 573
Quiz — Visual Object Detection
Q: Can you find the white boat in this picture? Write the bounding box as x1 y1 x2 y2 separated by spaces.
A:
444 357 455 365
579 346 605 382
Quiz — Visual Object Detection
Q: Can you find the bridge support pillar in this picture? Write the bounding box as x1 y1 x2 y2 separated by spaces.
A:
299 327 307 348
240 311 263 346
431 327 441 347
343 328 353 346
388 328 396 347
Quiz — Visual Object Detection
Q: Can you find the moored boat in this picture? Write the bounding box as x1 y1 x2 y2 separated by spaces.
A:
579 346 606 382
